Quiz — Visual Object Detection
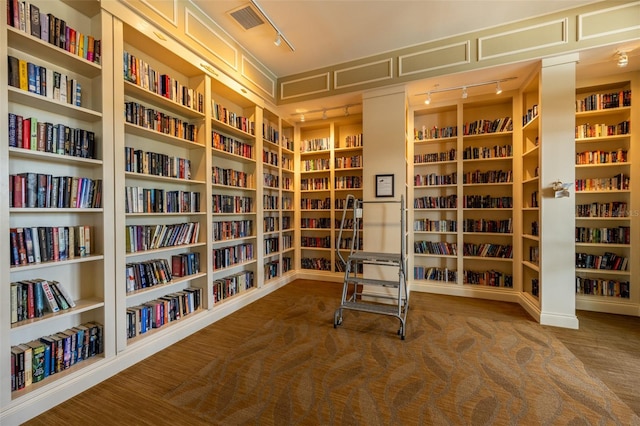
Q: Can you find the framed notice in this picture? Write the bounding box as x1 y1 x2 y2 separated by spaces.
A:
375 174 394 197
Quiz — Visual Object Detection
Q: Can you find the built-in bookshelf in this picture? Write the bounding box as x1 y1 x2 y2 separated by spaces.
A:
409 96 515 294
114 19 209 350
297 117 363 275
574 79 637 315
521 71 541 305
2 0 113 404
280 119 296 279
209 76 258 304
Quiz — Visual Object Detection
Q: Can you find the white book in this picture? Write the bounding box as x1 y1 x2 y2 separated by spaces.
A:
53 281 76 308
59 74 67 104
39 280 60 313
10 284 18 323
45 68 53 99
31 227 41 263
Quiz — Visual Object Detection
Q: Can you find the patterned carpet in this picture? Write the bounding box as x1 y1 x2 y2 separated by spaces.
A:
164 289 640 425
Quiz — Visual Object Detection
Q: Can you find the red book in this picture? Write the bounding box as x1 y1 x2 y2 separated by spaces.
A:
16 228 27 265
13 174 23 208
52 227 59 261
25 281 35 319
22 118 31 149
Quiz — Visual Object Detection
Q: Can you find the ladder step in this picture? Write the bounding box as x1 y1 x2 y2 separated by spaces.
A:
341 301 400 316
347 277 399 288
349 251 401 263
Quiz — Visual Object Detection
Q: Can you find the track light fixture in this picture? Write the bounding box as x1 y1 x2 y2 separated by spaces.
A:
250 0 295 51
418 77 516 104
291 103 360 122
617 51 629 68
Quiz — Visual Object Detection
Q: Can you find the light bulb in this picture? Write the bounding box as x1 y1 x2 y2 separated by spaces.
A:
461 87 468 99
495 82 502 95
274 34 282 47
425 92 431 105
300 114 305 122
617 51 628 67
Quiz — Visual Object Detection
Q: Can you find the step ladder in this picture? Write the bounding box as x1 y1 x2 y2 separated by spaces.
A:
334 194 409 339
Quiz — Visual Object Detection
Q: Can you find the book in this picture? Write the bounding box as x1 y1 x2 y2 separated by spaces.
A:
8 55 20 88
29 3 40 38
53 281 76 308
18 343 33 386
11 346 25 390
49 281 70 310
39 280 60 313
26 340 46 383
40 12 48 43
18 58 28 90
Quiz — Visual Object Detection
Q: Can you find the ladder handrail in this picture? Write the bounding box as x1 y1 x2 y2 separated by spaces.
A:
336 194 359 268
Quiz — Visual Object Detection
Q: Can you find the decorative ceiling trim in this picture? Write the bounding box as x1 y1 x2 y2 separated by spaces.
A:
478 18 568 61
577 1 640 41
334 58 393 90
140 0 178 27
242 55 276 98
185 8 238 71
398 41 470 77
280 73 330 101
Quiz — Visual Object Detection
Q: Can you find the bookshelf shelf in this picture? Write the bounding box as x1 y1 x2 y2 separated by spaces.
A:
9 208 104 213
8 147 104 165
124 81 204 120
8 87 102 121
124 123 204 149
9 255 106 272
10 298 105 331
125 242 207 259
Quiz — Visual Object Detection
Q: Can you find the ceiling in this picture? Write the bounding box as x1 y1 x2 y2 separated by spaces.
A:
191 0 640 120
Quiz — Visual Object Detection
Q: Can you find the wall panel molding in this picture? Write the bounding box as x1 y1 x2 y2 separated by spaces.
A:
140 0 178 27
184 8 238 70
334 59 393 89
399 41 470 76
281 73 330 101
242 56 276 98
578 1 640 41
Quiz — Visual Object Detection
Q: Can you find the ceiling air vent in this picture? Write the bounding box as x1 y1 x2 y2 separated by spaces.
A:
228 3 265 30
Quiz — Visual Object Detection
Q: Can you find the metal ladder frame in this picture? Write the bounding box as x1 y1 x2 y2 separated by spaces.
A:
334 194 409 339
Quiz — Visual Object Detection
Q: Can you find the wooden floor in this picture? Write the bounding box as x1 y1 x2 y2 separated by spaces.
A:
23 280 640 424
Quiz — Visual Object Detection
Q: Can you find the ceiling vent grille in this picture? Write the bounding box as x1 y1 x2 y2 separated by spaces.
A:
228 4 265 30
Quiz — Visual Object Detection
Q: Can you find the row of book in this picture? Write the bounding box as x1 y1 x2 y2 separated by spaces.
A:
301 158 330 171
462 117 512 135
301 217 331 229
335 218 362 230
575 252 628 271
462 243 513 258
301 257 331 271
265 260 279 280
282 177 293 190
212 166 253 188
213 243 254 270
334 197 359 210
124 187 201 214
282 137 294 151
575 121 630 139
463 144 512 160
213 131 253 160
8 113 97 158
213 271 254 304
8 56 82 106
300 177 330 190
212 194 253 214
282 217 292 231
415 172 457 187
300 138 330 153
462 195 513 209
263 172 279 188
125 222 201 253
7 0 101 64
301 236 331 249
529 246 540 264
301 197 331 210
263 149 279 167
213 220 253 241
263 217 278 233
414 241 457 256
263 122 279 144
463 170 512 184
283 234 293 248
124 101 199 142
124 147 192 180
415 125 457 141
575 90 632 112
529 191 539 208
10 279 75 324
212 101 255 135
575 174 630 192
575 201 628 218
462 218 512 233
414 219 457 232
414 195 457 209
415 149 457 164
264 237 279 254
522 105 539 126
335 260 363 273
463 270 513 287
10 225 92 267
336 236 362 250
11 322 103 392
575 226 630 245
126 287 202 338
282 156 294 171
123 51 204 113
575 149 627 165
125 253 200 293
263 194 279 210
343 134 363 147
10 173 102 209
414 267 457 282
334 176 362 189
335 155 363 169
576 277 630 298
